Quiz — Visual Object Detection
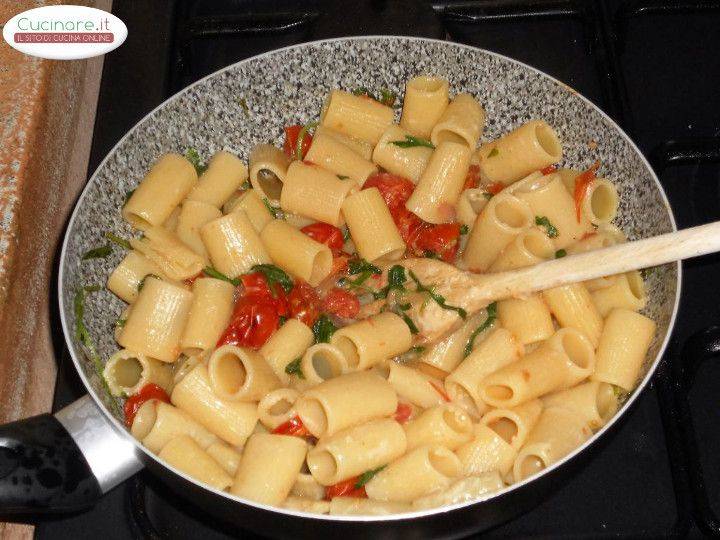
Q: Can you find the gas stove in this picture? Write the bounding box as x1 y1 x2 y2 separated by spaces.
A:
39 1 720 538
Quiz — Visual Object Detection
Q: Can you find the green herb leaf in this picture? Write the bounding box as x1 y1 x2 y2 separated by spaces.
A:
337 175 350 180
341 226 351 243
379 88 396 107
411 346 426 355
203 266 240 286
460 224 469 235
252 264 294 294
355 465 387 488
535 216 559 238
263 197 285 220
296 121 319 161
352 87 373 98
464 302 497 357
185 147 208 175
423 251 441 260
483 192 494 200
612 385 626 398
488 148 499 158
396 308 419 334
82 244 112 260
105 231 132 250
237 97 249 112
313 314 337 344
240 179 251 190
74 285 120 415
409 270 467 319
123 189 135 207
348 259 381 276
115 317 127 329
555 249 567 258
279 315 288 326
285 357 305 379
137 273 161 292
390 135 435 149
387 265 407 288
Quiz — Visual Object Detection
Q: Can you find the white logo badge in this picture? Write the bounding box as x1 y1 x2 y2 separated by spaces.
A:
2 5 127 60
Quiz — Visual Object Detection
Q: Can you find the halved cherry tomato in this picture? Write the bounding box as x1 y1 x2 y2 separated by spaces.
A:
573 161 601 222
394 403 413 424
240 272 289 316
325 477 366 499
486 182 505 195
463 164 481 191
541 165 557 175
413 222 462 263
288 280 321 327
429 380 451 402
301 223 345 252
323 288 360 319
283 125 313 160
217 296 279 349
364 173 415 209
124 383 170 428
272 416 309 436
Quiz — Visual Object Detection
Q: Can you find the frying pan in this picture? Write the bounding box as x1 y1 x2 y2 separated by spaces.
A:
0 37 679 538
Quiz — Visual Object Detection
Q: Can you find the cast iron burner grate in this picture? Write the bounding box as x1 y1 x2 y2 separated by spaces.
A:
38 0 720 538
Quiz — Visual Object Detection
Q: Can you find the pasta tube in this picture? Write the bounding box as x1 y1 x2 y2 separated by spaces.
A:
591 271 647 317
208 345 281 401
104 349 173 397
496 295 554 345
412 473 504 510
249 144 290 206
400 75 449 138
131 400 218 454
403 404 474 451
175 200 222 258
158 435 233 490
372 125 433 183
542 283 604 347
542 381 619 430
226 189 273 232
430 93 485 149
130 225 206 281
179 277 235 355
187 151 248 208
330 312 412 370
259 318 315 384
320 90 394 145
107 250 164 303
257 388 300 430
304 131 377 186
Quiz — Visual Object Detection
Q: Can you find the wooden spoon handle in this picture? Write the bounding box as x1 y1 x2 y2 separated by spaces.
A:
475 220 720 302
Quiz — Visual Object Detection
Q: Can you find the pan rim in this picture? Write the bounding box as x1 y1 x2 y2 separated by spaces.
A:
58 34 681 522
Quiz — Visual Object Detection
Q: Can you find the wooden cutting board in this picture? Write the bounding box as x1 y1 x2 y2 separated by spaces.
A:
0 1 110 537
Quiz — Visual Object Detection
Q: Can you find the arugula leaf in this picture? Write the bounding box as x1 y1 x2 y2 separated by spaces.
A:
296 121 319 161
137 274 161 292
483 192 494 200
74 285 120 415
355 465 386 488
252 264 294 294
123 189 135 207
263 197 285 219
348 259 381 276
390 135 435 149
82 244 112 260
185 147 208 175
379 88 396 107
411 346 426 355
240 179 251 190
463 302 497 357
460 224 469 235
203 266 240 286
352 87 373 98
313 314 337 343
396 307 419 334
555 249 567 258
535 216 559 238
373 265 408 299
408 270 467 319
115 317 127 329
105 231 131 250
423 251 441 260
341 226 351 243
487 148 499 158
237 97 249 112
285 357 305 379
337 175 350 180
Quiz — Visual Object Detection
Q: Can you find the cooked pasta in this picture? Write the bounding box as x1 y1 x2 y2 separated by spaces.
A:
102 77 656 515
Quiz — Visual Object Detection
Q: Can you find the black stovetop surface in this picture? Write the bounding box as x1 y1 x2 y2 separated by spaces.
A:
37 1 720 538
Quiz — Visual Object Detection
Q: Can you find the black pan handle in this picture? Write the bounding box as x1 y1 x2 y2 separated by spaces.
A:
0 395 143 519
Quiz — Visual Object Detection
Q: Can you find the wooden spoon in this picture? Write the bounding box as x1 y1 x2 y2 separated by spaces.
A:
401 220 720 343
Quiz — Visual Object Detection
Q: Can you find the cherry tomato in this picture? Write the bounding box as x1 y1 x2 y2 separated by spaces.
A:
325 477 366 499
413 223 462 263
573 161 601 222
323 288 360 319
330 251 351 277
217 296 279 349
288 280 321 327
272 416 310 436
239 273 290 316
540 165 557 175
392 206 424 244
283 124 313 160
124 384 170 428
463 164 481 191
301 223 345 252
364 173 415 209
486 182 505 195
393 403 413 424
